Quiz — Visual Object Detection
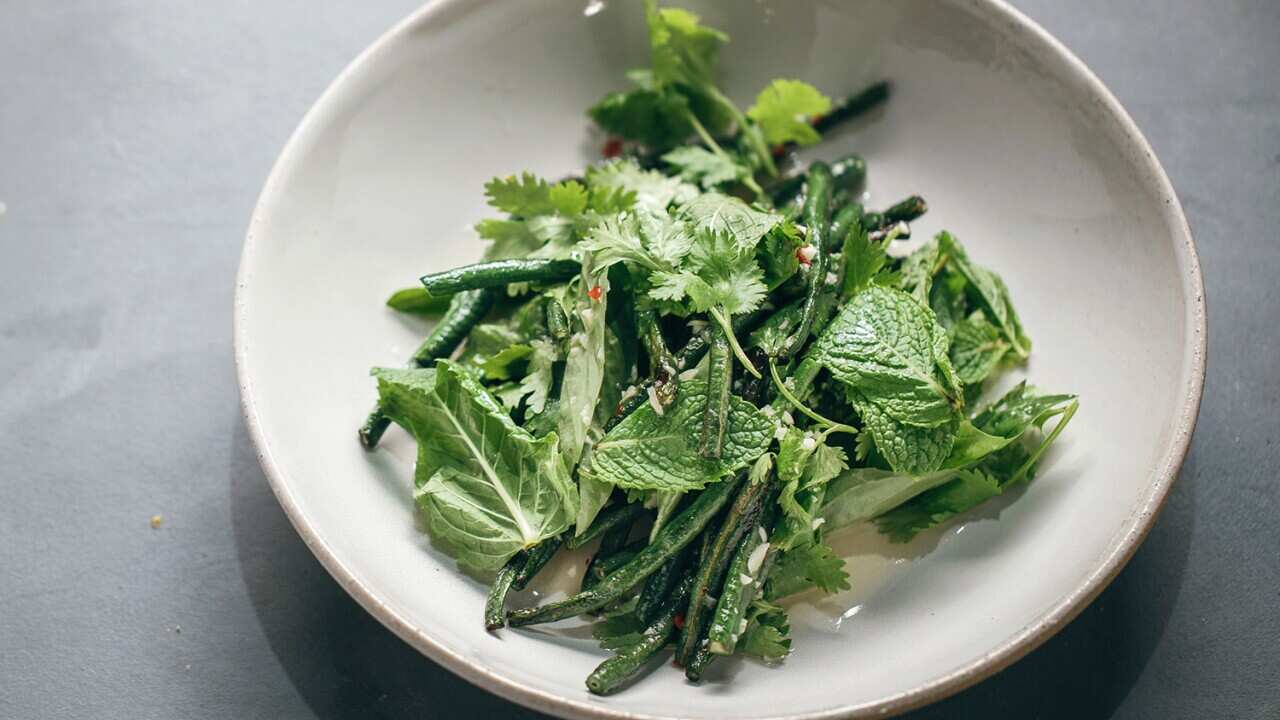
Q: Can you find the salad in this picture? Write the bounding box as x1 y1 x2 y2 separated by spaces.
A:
360 1 1077 696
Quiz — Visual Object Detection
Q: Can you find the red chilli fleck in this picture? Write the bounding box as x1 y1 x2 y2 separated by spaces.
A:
587 285 603 302
673 613 685 630
602 137 624 159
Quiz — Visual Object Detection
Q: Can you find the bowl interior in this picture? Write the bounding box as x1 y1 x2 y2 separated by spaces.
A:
237 1 1202 718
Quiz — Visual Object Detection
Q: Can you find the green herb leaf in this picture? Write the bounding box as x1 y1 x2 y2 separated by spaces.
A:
949 313 1011 386
476 218 541 261
588 87 693 150
738 600 792 662
373 364 577 572
557 259 611 468
585 380 774 492
484 173 586 217
808 286 961 429
660 146 750 189
746 79 832 147
645 2 727 90
765 539 850 600
937 232 1031 359
874 469 1001 542
385 287 451 315
840 220 891 297
479 344 532 381
678 192 782 251
849 389 959 475
898 237 941 305
586 159 698 213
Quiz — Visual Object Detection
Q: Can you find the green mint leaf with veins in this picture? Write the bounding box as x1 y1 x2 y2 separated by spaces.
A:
819 384 1077 540
849 389 959 475
928 268 968 333
739 600 792 662
746 79 832 146
588 86 693 151
678 192 782 251
898 237 942 305
586 158 698 213
765 539 850 600
949 313 1011 387
660 146 750 189
809 286 962 429
584 379 774 492
937 231 1032 360
373 364 577 572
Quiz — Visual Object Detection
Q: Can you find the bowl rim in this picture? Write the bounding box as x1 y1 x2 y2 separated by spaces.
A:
233 1 1207 717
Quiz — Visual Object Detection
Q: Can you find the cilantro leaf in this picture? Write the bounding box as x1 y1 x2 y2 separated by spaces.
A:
645 1 727 90
841 219 892 297
773 429 848 550
584 380 775 492
679 231 769 316
588 87 693 150
476 218 540 261
660 146 750 189
765 539 850 600
746 79 832 146
738 600 792 662
586 158 698 213
484 173 586 217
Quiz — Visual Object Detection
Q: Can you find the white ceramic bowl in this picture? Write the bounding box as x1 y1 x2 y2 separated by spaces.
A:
235 1 1205 717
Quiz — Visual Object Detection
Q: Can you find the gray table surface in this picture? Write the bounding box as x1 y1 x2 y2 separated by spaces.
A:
2 1 1277 718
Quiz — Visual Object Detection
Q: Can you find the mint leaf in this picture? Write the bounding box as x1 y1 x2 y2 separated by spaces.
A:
808 286 961 429
937 232 1031 359
849 390 958 475
678 192 782 251
746 79 832 146
765 539 850 600
898 237 941 305
819 467 965 531
973 381 1076 438
928 268 968 333
585 380 774 492
661 146 750 189
374 364 577 572
950 314 1010 386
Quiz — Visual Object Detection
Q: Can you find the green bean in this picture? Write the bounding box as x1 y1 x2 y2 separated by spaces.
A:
512 534 564 591
544 296 570 342
358 288 496 448
603 307 770 431
829 154 868 193
583 541 644 593
683 644 716 682
883 194 928 224
828 203 865 248
419 259 580 296
581 521 637 593
674 478 771 666
636 544 694 624
484 560 520 631
781 162 834 358
811 80 891 135
507 474 745 627
585 572 696 695
708 509 776 655
567 502 647 550
698 328 733 459
639 309 679 409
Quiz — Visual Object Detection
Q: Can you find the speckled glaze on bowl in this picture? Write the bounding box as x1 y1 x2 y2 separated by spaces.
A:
234 1 1206 718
